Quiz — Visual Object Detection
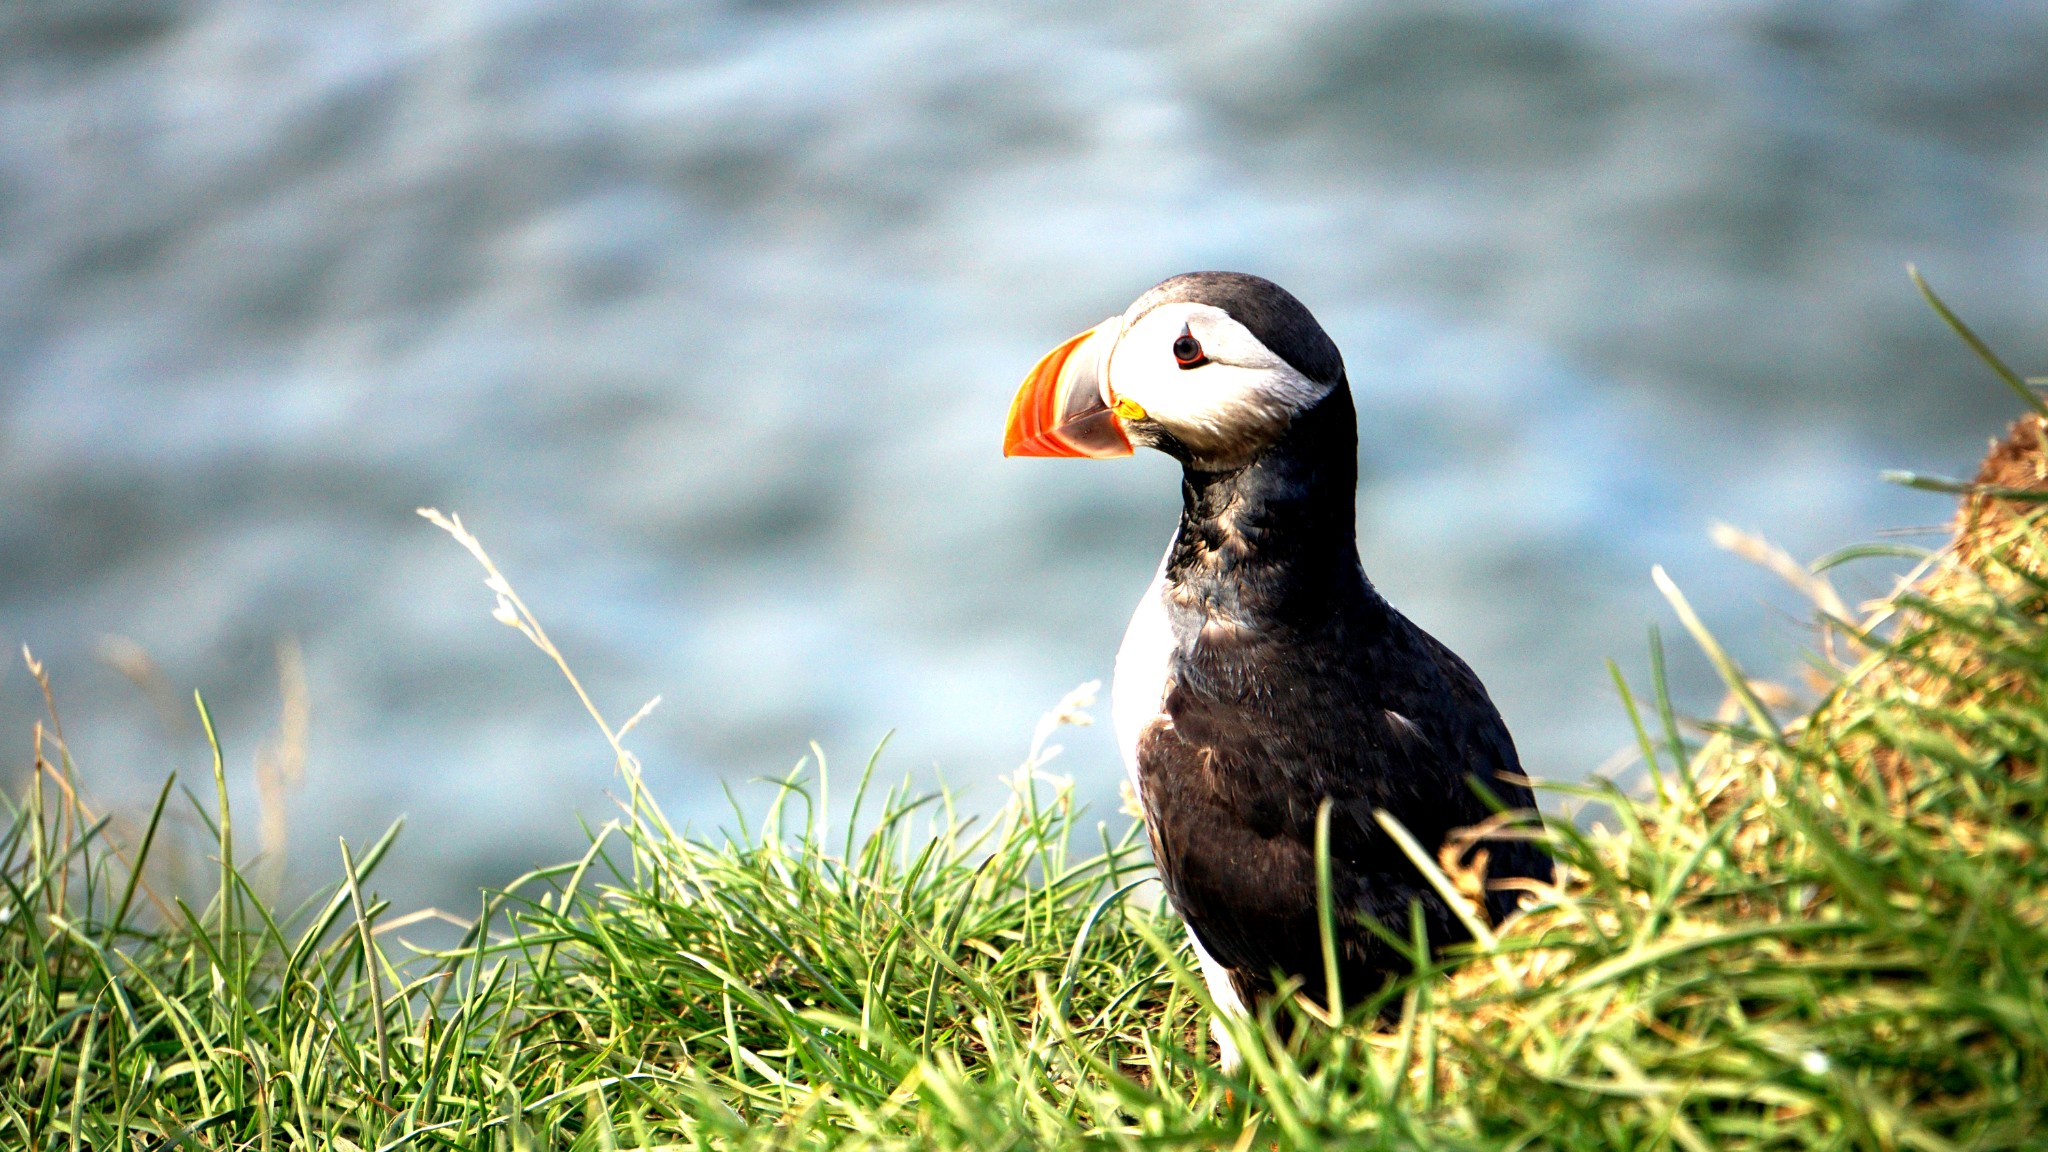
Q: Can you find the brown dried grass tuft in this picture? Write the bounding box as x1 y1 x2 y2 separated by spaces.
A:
1415 417 2048 1146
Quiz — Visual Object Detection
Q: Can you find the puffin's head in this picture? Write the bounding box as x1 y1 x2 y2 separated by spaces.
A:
1004 272 1345 470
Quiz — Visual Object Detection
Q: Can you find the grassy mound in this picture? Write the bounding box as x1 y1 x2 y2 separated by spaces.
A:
9 332 2048 1148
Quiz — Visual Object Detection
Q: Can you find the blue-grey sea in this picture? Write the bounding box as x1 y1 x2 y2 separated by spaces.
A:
4 0 2045 908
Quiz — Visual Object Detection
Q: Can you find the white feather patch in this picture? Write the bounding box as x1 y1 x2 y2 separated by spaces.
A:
1112 538 1178 803
1106 302 1329 461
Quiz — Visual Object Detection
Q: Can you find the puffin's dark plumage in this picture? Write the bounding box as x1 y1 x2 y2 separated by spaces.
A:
1141 379 1548 1011
1005 271 1551 1061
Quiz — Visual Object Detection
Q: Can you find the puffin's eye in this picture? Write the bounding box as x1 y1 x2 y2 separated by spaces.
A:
1172 332 1206 368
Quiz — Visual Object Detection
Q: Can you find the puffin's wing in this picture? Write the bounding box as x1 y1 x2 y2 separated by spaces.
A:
1407 626 1526 800
1373 623 1553 900
1285 616 1527 864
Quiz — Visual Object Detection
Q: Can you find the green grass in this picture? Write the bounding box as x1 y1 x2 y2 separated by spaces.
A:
10 295 2048 1149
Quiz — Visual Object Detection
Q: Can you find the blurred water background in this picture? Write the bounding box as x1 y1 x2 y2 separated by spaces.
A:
4 0 2045 910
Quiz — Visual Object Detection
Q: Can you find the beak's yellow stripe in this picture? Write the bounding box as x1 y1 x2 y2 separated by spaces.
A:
1112 396 1146 421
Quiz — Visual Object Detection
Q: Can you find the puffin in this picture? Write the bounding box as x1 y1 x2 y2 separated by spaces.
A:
1003 272 1552 1067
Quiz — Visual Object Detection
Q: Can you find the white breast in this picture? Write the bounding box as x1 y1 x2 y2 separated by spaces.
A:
1111 536 1180 802
1111 532 1251 1070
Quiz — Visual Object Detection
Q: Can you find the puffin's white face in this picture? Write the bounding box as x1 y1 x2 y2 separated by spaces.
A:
1104 301 1331 467
1003 291 1337 469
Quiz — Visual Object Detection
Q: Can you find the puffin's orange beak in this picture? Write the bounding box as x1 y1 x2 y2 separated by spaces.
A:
1003 320 1134 458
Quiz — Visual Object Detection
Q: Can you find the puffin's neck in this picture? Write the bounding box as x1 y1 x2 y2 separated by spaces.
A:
1162 386 1374 627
